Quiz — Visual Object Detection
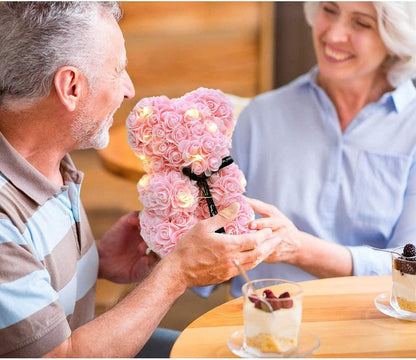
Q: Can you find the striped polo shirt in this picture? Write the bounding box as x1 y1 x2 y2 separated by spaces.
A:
0 132 99 357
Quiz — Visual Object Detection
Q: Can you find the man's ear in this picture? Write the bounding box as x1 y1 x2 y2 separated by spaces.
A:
54 66 85 112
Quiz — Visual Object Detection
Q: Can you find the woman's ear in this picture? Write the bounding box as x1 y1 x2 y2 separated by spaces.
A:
54 66 85 112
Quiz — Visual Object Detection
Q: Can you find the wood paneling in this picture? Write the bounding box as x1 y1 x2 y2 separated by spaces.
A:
114 2 274 126
273 2 315 87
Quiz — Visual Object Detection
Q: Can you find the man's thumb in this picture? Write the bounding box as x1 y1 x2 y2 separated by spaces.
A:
203 202 240 233
219 202 240 220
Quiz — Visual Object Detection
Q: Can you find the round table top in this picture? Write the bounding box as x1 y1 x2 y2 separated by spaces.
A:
170 275 416 358
98 125 145 182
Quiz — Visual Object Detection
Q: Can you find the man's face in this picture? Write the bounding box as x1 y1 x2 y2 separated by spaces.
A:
71 15 135 150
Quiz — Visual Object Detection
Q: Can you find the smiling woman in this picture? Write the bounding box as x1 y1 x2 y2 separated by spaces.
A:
305 2 416 88
223 1 416 299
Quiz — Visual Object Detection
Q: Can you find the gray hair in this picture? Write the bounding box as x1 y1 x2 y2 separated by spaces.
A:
304 2 416 87
0 2 122 110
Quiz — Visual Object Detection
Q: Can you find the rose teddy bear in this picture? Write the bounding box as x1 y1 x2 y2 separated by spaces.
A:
126 87 254 257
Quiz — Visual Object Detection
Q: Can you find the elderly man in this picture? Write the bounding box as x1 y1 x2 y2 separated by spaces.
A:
0 2 276 357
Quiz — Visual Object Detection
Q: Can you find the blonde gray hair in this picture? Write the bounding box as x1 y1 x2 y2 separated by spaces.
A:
0 2 122 110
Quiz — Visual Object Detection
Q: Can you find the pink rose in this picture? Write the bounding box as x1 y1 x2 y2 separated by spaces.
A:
126 87 252 257
162 110 183 129
166 125 189 145
165 148 184 168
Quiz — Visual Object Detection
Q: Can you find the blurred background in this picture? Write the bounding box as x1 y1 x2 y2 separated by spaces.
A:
70 1 315 331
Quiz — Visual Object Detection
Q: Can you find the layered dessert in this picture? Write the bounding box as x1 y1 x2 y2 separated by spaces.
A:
243 288 302 355
392 243 416 313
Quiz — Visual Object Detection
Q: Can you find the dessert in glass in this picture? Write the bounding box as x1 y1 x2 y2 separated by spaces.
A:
242 279 303 357
391 243 416 315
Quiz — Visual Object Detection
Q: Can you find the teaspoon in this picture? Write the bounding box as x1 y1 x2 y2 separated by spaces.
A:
232 260 274 313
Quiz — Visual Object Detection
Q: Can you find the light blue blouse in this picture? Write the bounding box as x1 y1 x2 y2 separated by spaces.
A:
223 67 416 297
189 67 416 299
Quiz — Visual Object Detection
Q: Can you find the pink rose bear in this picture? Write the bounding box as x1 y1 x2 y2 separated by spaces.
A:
126 87 254 257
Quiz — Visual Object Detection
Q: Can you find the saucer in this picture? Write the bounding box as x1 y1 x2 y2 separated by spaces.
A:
227 327 320 358
374 292 416 321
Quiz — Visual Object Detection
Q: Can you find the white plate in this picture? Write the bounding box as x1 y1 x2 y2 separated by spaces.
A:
374 292 416 321
227 327 320 358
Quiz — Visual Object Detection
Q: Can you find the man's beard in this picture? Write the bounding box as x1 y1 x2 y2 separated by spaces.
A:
70 112 112 150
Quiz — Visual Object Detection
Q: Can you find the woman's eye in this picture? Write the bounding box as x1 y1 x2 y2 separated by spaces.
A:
323 6 337 15
356 20 372 29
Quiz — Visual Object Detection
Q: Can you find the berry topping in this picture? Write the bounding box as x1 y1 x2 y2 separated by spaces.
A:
263 289 281 310
403 244 416 258
279 291 294 309
248 294 262 309
263 289 275 298
248 289 294 312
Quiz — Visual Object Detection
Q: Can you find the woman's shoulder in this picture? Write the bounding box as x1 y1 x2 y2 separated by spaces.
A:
252 71 314 106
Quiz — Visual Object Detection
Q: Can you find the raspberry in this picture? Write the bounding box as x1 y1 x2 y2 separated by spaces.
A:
263 289 275 297
279 291 294 309
263 289 281 311
248 295 262 309
403 244 416 258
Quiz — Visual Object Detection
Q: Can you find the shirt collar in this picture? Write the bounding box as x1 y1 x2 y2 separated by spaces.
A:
303 66 416 114
0 131 83 205
390 80 416 113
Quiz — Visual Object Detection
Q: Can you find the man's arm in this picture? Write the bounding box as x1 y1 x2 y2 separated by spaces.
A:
44 203 274 357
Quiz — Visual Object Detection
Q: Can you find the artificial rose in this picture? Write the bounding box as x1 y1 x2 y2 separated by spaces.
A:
161 110 182 129
127 87 252 257
166 125 189 145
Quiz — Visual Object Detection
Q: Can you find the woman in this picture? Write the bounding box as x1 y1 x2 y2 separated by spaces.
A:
229 1 416 297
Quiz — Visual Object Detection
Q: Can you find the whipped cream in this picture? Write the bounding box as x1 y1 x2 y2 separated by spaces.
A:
392 268 416 302
243 298 302 340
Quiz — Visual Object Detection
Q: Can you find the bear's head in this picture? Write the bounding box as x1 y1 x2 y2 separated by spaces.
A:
126 87 236 177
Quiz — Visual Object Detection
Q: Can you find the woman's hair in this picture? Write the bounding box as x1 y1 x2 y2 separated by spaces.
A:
0 2 122 109
304 2 416 87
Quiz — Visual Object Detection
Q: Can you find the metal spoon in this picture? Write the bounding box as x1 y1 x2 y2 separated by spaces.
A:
365 244 416 260
232 260 274 313
364 244 402 256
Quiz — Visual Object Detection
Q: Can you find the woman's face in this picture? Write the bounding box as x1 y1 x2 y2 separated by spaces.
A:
313 2 389 84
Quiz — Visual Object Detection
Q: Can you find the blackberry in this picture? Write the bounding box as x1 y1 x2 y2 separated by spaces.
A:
403 243 416 258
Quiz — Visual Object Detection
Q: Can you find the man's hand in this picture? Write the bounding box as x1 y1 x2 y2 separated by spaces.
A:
96 211 159 283
166 202 276 288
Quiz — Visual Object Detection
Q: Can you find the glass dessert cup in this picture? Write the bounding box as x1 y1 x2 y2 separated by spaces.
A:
242 279 303 357
391 247 416 316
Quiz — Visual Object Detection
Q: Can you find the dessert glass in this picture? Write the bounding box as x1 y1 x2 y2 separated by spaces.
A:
391 247 416 315
242 278 303 357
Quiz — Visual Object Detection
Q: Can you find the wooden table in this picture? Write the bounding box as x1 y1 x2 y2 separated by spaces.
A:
98 125 146 182
170 276 416 357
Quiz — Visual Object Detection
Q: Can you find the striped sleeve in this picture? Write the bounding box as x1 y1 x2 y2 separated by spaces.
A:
0 216 71 357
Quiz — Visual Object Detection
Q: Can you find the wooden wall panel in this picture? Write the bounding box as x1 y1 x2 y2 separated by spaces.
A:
113 2 274 126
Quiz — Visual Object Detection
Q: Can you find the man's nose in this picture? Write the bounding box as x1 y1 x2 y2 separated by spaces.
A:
123 71 135 99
